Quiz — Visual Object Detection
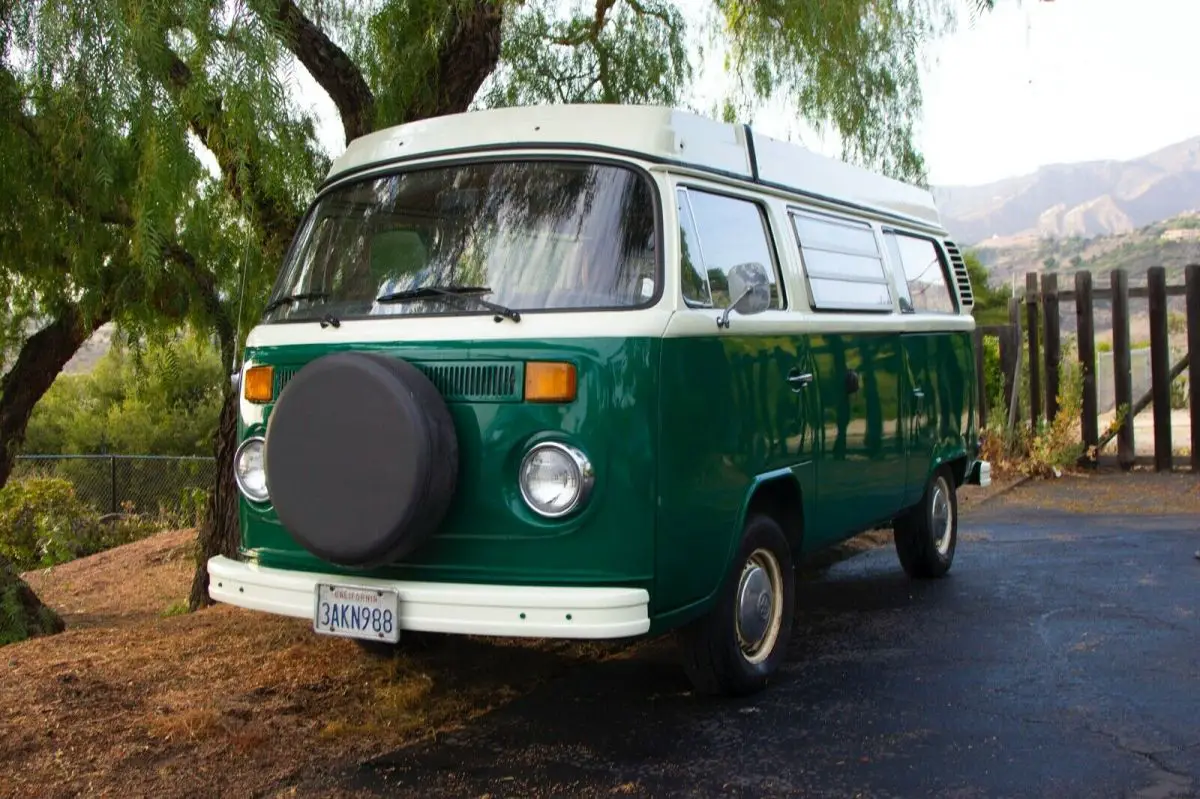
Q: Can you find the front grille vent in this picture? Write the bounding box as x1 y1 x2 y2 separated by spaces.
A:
271 360 523 403
417 362 522 402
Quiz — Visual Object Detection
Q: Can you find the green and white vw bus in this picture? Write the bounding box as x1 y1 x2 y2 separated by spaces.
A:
208 104 989 696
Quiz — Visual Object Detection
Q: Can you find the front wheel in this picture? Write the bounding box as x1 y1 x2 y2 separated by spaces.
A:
679 514 795 697
894 467 958 579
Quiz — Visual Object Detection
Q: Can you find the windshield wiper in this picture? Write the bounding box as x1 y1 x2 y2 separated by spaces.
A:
374 285 521 323
262 291 330 316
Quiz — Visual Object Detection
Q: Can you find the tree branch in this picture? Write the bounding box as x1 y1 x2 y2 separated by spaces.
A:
265 1 375 143
553 0 617 46
403 0 506 121
0 300 111 487
626 0 673 27
162 48 300 260
163 243 236 366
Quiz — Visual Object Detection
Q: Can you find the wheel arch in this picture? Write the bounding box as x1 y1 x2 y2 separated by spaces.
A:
929 443 970 489
735 468 805 557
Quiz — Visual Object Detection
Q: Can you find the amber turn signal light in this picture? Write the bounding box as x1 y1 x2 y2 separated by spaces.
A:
525 362 577 402
244 365 274 403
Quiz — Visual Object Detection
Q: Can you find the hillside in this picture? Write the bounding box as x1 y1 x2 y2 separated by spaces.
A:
934 136 1200 245
970 211 1200 288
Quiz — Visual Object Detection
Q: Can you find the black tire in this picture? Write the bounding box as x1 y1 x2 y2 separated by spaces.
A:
264 352 458 568
894 466 958 579
680 514 795 697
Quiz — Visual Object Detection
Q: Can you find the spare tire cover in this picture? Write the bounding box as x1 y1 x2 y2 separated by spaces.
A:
264 352 458 568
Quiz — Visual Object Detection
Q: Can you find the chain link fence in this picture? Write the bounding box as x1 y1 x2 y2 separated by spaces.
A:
12 454 216 527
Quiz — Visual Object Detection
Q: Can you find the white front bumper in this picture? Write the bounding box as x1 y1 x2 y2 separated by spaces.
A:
207 556 651 639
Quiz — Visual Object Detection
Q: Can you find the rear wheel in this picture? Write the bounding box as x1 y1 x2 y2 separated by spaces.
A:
894 466 958 579
680 513 795 697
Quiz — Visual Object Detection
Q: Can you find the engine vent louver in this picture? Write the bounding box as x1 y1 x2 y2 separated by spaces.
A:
272 361 523 403
943 241 975 309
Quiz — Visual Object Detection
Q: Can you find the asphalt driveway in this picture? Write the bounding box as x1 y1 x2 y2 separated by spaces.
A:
306 481 1200 799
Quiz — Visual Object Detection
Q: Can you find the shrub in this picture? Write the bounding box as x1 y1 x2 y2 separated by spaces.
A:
0 477 160 571
1170 374 1188 411
22 329 224 457
1021 356 1086 477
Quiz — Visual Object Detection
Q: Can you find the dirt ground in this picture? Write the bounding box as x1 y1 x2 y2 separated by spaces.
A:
2 468 1192 798
4 532 628 799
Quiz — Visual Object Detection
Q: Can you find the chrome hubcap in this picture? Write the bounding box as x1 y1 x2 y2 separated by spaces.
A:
736 548 784 664
932 478 953 556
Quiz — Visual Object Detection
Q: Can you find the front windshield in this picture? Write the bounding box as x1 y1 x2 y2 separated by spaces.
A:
263 159 660 323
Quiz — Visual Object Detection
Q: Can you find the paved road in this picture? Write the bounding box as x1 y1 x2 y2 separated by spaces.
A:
320 506 1200 798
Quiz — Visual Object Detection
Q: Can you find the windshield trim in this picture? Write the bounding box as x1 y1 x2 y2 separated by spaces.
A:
262 154 665 326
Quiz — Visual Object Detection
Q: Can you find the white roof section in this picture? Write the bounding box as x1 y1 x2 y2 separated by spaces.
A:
326 104 945 230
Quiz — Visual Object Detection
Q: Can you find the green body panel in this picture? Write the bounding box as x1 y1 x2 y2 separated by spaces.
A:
649 325 976 630
236 324 978 634
804 332 906 550
653 334 819 628
900 331 978 504
240 337 661 596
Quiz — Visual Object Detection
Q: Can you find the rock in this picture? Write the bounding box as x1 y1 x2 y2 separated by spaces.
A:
1 554 65 646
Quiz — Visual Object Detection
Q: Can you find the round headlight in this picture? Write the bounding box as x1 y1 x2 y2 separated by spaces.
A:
234 436 269 503
519 442 594 518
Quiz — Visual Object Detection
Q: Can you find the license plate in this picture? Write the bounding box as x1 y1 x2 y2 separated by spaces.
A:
313 583 401 643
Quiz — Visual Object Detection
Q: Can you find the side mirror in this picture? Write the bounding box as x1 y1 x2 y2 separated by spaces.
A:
718 262 772 328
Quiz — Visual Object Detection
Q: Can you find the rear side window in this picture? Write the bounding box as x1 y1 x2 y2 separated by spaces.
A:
676 187 782 309
790 211 892 312
884 232 957 314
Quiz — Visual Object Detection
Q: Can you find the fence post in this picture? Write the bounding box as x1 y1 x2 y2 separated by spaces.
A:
110 455 118 515
1042 272 1061 423
1112 269 1134 470
1187 264 1200 473
1026 273 1041 429
973 328 987 431
1003 297 1021 422
1148 267 1172 471
1076 271 1098 465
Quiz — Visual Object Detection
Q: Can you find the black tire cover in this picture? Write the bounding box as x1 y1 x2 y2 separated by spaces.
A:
264 352 458 567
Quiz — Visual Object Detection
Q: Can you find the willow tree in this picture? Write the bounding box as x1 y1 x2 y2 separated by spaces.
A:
2 0 996 623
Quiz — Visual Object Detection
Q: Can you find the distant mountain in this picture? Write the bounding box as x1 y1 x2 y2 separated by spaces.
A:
933 136 1200 245
971 211 1200 290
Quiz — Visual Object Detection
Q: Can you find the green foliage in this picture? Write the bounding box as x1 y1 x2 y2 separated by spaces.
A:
964 249 1011 325
1171 373 1188 411
482 0 690 107
23 330 224 457
1 556 65 646
0 476 159 571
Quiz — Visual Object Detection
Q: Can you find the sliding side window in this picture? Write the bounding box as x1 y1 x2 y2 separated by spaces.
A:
791 211 892 312
676 187 782 309
883 232 957 314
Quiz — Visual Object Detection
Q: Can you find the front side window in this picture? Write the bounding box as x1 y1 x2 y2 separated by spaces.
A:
791 211 893 312
263 160 659 323
884 232 957 314
676 187 782 309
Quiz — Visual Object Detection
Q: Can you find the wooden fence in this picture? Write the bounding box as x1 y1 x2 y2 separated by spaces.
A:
974 263 1199 472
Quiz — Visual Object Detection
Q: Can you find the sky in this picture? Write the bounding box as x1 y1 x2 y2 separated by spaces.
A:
292 0 1200 189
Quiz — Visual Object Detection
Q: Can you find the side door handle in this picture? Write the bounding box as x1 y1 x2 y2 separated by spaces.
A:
787 369 814 391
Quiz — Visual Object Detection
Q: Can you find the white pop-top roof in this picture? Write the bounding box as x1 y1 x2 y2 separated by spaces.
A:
326 104 945 230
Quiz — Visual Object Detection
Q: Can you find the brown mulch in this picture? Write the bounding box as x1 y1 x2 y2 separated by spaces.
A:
4 532 627 799
981 464 1200 515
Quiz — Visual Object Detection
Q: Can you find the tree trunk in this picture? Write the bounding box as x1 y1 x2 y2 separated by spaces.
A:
0 303 110 488
188 387 240 610
0 552 65 645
